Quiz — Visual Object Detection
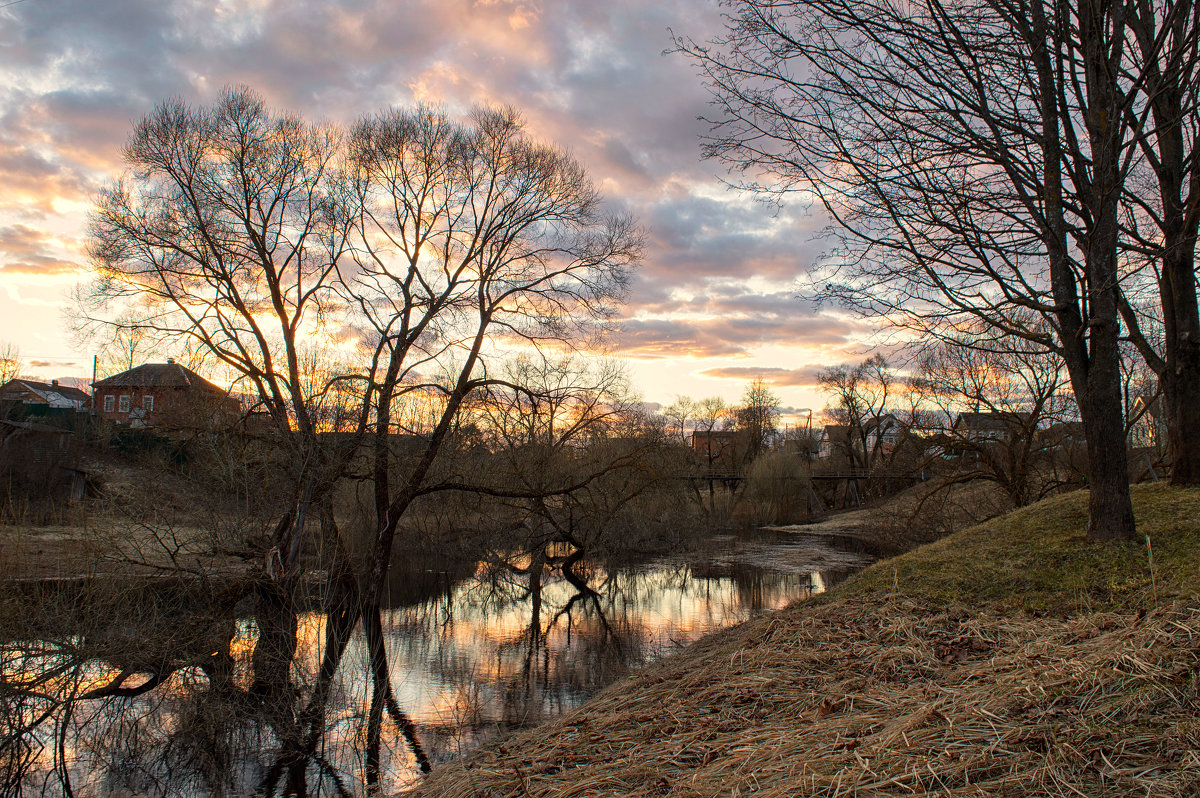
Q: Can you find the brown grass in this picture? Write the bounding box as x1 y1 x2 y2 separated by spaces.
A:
403 485 1200 797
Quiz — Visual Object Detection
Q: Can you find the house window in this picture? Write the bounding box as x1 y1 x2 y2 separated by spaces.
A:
104 395 114 413
143 395 154 413
118 395 130 413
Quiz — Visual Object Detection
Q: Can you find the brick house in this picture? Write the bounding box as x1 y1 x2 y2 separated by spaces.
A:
691 429 751 475
92 360 237 428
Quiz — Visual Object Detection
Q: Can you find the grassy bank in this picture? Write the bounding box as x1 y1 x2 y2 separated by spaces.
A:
404 485 1200 797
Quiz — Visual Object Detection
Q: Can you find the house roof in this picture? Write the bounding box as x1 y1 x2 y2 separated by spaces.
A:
953 411 1029 430
0 378 90 404
864 414 900 434
821 424 848 441
93 362 227 395
1129 394 1163 419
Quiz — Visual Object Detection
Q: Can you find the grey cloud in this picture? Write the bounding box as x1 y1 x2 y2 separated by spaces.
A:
0 0 862 394
29 360 78 369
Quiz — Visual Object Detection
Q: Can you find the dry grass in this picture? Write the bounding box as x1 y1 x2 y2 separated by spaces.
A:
403 485 1200 797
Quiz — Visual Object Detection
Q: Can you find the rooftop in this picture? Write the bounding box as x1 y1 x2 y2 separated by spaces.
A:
93 362 227 394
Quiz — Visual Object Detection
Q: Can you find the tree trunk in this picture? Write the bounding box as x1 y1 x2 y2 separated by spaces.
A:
1160 244 1200 485
1080 379 1138 540
1069 0 1137 541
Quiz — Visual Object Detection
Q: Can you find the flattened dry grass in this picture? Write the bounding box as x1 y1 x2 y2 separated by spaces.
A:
404 485 1200 797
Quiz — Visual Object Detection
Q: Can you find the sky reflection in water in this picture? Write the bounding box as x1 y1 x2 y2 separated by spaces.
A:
8 531 870 796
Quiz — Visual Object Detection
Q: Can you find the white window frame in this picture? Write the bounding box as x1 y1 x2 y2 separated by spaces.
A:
104 395 114 413
143 395 154 413
118 395 130 413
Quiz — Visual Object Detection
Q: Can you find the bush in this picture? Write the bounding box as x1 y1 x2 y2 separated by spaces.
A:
737 451 812 525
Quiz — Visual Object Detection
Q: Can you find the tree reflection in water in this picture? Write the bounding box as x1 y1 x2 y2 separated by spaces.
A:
1 536 856 796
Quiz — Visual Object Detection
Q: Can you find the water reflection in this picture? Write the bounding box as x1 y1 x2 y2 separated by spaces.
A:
1 532 868 796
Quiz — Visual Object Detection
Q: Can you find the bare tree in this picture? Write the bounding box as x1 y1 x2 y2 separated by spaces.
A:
913 339 1073 507
676 0 1144 540
0 342 19 384
686 395 736 480
89 87 354 585
693 396 731 439
85 89 638 793
661 395 699 445
818 355 896 471
1115 0 1200 485
71 306 161 376
340 105 639 608
732 377 780 461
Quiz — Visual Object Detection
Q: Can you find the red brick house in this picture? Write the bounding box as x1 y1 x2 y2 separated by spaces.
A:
691 429 751 475
92 361 238 428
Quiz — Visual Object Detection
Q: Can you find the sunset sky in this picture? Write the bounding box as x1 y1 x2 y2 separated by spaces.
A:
0 0 874 416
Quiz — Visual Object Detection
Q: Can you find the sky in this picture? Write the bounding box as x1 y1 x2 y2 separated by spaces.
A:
0 0 875 418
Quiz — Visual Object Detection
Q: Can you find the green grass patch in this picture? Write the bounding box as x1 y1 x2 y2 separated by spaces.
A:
831 483 1200 616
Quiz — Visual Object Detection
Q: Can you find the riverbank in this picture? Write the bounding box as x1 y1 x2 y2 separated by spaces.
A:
403 484 1200 797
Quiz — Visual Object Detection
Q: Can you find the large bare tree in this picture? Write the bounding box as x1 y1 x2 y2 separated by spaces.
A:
912 338 1074 508
90 87 354 580
340 105 639 605
676 0 1156 540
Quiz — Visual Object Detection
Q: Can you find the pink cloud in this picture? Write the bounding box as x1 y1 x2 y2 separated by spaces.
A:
698 366 826 387
0 225 83 275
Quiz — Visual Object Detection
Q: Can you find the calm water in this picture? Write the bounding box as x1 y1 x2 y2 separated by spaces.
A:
5 529 870 796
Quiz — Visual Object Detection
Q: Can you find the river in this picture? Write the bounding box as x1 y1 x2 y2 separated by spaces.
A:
2 528 870 797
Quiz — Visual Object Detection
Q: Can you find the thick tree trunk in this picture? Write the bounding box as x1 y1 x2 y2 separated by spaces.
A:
1080 381 1137 540
1161 250 1200 485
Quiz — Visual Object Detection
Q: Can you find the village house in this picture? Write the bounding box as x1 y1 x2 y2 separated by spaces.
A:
92 360 238 428
818 416 902 462
0 378 90 411
865 414 902 455
1127 395 1166 451
952 411 1030 443
691 429 751 475
817 424 848 459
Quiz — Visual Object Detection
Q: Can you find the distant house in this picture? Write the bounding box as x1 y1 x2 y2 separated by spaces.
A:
1042 420 1084 448
0 378 90 410
92 360 238 428
818 424 849 459
691 429 750 475
864 413 903 455
1128 395 1166 450
952 411 1029 443
817 416 902 462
